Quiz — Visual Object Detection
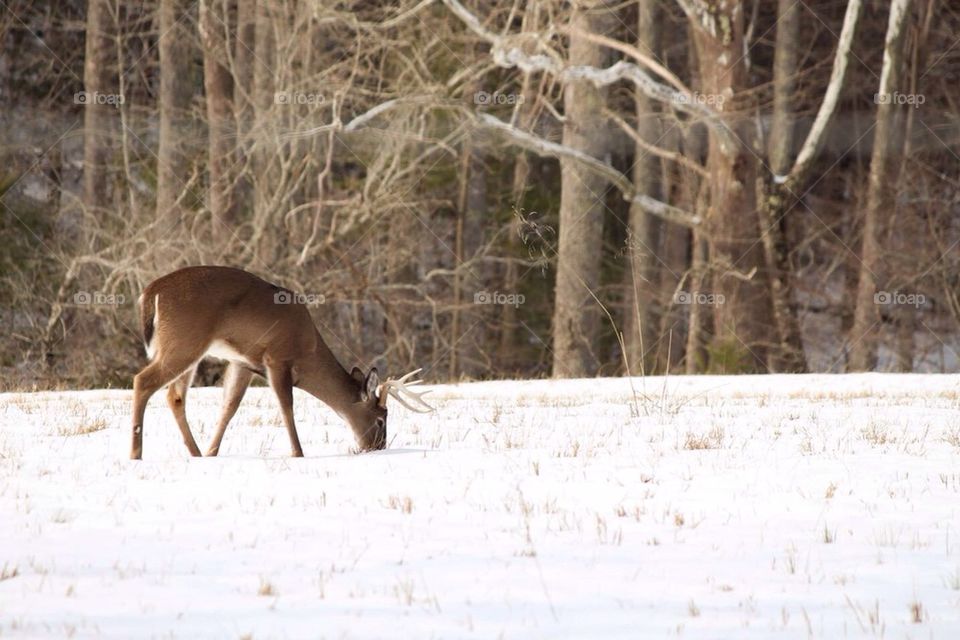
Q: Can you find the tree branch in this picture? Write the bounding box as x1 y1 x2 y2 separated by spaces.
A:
440 0 736 152
473 112 701 227
561 27 690 96
280 89 703 229
784 0 863 187
606 109 709 178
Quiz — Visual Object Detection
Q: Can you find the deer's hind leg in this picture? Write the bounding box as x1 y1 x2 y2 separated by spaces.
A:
167 365 202 457
131 352 202 460
206 362 253 457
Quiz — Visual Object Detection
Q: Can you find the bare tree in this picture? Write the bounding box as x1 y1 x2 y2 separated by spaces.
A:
250 0 276 261
81 0 115 216
200 0 237 246
156 0 193 231
234 0 256 124
758 0 864 372
760 0 804 372
681 0 773 372
849 0 913 371
7 0 960 388
551 1 615 378
498 1 544 374
450 54 488 380
622 0 663 376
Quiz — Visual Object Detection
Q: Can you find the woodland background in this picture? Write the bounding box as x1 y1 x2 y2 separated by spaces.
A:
1 0 958 388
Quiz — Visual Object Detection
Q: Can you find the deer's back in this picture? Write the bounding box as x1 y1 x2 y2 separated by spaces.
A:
143 266 317 362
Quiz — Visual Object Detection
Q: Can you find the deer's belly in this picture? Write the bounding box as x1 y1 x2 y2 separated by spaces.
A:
205 339 257 368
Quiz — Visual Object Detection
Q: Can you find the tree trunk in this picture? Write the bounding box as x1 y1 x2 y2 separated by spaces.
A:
551 2 614 378
890 0 930 373
498 151 528 375
668 35 702 373
758 0 863 372
450 135 487 379
623 0 663 376
251 0 276 261
156 0 193 230
200 0 237 246
498 1 541 375
849 0 913 371
768 0 799 177
235 0 256 129
655 221 690 372
82 0 115 217
252 1 274 125
763 0 801 366
233 0 256 217
685 228 708 374
686 3 773 372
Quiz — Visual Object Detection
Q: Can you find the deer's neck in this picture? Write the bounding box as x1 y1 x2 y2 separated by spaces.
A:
296 335 358 415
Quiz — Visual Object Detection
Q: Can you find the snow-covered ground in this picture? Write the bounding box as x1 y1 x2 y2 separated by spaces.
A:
1 374 959 638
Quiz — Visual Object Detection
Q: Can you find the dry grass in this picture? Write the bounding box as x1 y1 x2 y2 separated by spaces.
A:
384 495 414 514
943 426 960 448
683 426 724 450
823 524 835 544
0 563 19 581
862 421 896 446
395 578 415 606
58 416 108 437
943 567 960 591
910 600 925 624
257 578 276 597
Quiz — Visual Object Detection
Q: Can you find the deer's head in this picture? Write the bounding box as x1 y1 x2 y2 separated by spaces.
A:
348 367 388 451
347 367 435 452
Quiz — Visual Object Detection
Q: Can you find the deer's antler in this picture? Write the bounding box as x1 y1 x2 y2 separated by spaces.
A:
377 368 435 413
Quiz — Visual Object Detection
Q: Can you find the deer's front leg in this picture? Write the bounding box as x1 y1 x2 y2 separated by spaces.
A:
206 362 254 457
267 363 303 457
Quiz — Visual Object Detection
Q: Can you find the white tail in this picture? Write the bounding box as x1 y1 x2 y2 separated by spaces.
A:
130 266 433 460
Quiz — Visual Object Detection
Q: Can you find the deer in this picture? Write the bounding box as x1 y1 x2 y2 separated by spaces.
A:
130 265 434 460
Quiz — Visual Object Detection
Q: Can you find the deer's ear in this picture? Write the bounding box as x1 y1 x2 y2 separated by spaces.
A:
364 368 380 401
351 367 365 384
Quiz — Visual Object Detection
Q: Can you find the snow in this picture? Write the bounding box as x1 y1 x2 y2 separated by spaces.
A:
1 373 959 638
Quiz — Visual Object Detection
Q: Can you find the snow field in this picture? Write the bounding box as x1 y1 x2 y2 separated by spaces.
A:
0 373 959 638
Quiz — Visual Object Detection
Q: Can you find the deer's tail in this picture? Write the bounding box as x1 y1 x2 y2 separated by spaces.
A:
139 293 157 359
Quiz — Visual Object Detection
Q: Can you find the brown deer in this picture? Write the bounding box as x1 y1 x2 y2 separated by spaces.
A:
130 266 433 460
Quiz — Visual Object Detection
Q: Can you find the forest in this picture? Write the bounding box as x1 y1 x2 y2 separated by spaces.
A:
1 0 957 388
